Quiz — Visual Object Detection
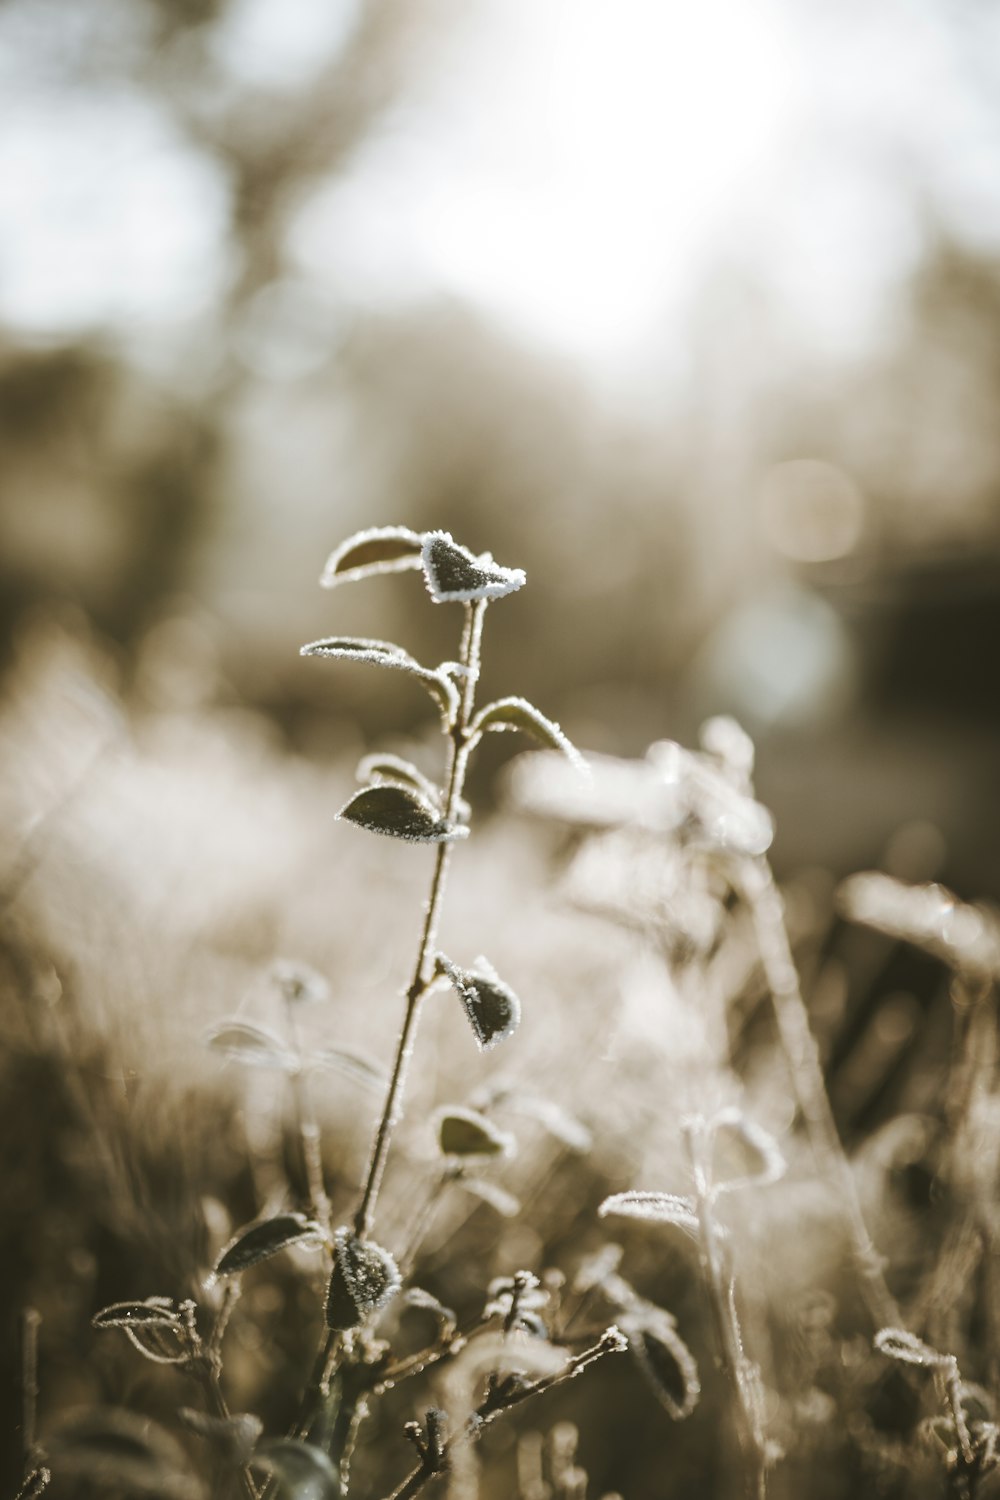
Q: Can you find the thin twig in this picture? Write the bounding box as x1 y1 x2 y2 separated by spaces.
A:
21 1307 41 1472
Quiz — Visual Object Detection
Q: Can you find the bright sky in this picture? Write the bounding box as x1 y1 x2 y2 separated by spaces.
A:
1 0 999 380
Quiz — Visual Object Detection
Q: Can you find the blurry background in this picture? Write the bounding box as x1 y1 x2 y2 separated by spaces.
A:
3 4 1000 1496
2 0 999 885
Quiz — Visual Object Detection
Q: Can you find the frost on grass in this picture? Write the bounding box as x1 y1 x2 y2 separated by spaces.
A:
598 1192 700 1236
438 1105 516 1159
708 1107 787 1196
338 783 467 844
213 1213 324 1278
420 531 526 603
320 524 424 587
325 1228 401 1331
436 953 521 1049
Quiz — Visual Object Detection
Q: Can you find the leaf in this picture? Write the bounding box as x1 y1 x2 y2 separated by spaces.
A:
401 1286 458 1334
874 1327 949 1369
622 1310 700 1421
456 1177 521 1217
437 954 521 1049
308 1045 386 1092
204 1021 298 1072
438 1106 515 1159
251 1439 341 1500
325 1229 401 1331
356 752 444 809
320 525 424 588
421 531 526 603
338 784 467 845
214 1213 324 1278
470 697 585 772
47 1409 202 1499
482 1087 592 1152
598 1192 700 1235
177 1409 263 1467
92 1299 181 1331
708 1109 786 1196
14 1468 49 1500
300 637 460 725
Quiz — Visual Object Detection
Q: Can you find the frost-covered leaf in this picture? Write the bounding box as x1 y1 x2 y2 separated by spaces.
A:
437 954 521 1049
438 1106 515 1159
204 1021 298 1072
598 1192 699 1235
271 960 329 1006
421 531 526 603
622 1309 701 1421
300 637 460 725
470 697 585 772
251 1439 341 1500
92 1299 181 1331
325 1229 401 1331
482 1088 592 1152
356 752 443 810
214 1213 324 1278
177 1409 263 1467
14 1467 49 1500
338 784 466 844
699 715 755 782
457 1177 521 1217
320 525 424 588
308 1045 386 1092
874 1327 949 1369
708 1109 786 1196
48 1409 201 1499
402 1286 457 1334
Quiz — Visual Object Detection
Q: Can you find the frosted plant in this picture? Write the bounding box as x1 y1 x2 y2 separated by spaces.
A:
82 526 629 1500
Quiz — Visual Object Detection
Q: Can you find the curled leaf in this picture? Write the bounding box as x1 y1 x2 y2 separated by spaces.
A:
251 1438 341 1499
214 1213 324 1278
708 1108 786 1196
338 784 466 844
470 696 585 773
437 954 521 1050
438 1106 515 1159
356 752 443 808
204 1021 298 1072
308 1045 386 1092
456 1177 521 1217
92 1299 180 1331
320 525 424 588
622 1309 701 1421
421 531 526 604
177 1409 263 1467
325 1229 401 1331
598 1192 700 1235
874 1327 950 1370
401 1287 457 1335
300 637 460 725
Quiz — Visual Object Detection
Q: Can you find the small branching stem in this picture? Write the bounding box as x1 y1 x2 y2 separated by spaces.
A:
354 601 486 1242
382 1329 624 1500
740 855 899 1330
684 1124 767 1500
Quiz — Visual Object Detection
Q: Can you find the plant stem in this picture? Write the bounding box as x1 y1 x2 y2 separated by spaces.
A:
194 1354 260 1500
740 855 899 1331
353 601 486 1242
382 1329 624 1500
21 1307 40 1473
284 998 332 1233
684 1122 768 1500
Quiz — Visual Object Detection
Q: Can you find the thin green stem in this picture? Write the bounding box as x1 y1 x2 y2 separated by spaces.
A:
353 601 486 1243
740 855 899 1331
